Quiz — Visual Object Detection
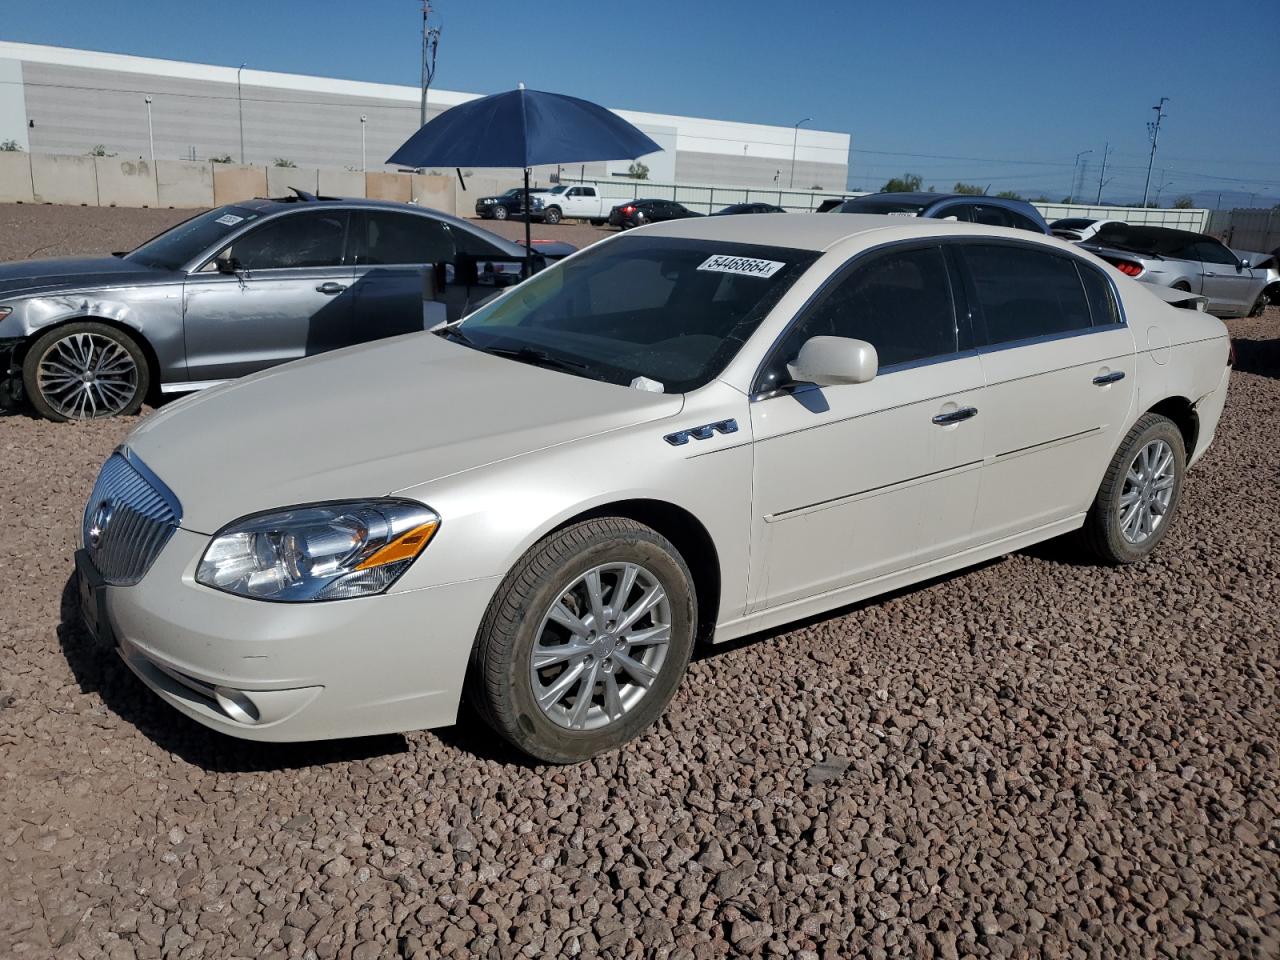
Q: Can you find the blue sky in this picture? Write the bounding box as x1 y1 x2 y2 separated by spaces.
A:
6 0 1278 205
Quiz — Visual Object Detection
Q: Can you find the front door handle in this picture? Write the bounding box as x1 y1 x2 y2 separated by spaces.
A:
316 282 348 295
1092 370 1126 385
932 406 978 425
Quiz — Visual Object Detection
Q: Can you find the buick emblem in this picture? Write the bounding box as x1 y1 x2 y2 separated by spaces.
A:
87 500 114 550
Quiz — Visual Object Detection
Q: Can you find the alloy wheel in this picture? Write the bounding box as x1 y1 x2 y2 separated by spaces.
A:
529 562 672 731
36 332 139 419
1119 439 1176 544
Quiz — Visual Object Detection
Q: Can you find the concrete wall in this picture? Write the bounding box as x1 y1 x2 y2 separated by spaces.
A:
265 165 319 198
411 173 455 215
318 168 365 198
0 150 33 202
156 159 214 207
31 154 97 205
94 157 157 207
212 164 267 205
365 171 411 203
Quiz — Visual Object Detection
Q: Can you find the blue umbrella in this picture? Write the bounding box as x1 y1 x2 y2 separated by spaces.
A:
388 85 662 253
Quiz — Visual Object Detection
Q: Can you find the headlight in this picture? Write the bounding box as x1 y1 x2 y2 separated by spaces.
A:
0 306 12 320
196 499 439 602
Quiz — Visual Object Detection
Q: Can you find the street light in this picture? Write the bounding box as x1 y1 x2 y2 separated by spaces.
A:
237 62 246 164
1069 149 1091 204
144 96 155 165
789 117 810 190
360 115 368 172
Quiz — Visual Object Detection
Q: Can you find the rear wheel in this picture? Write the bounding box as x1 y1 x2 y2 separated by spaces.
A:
468 517 696 763
492 205 509 221
1081 413 1186 564
543 206 563 225
22 321 149 422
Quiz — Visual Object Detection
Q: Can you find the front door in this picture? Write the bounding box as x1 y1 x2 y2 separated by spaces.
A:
1193 240 1256 316
749 243 985 611
182 209 352 382
954 240 1138 543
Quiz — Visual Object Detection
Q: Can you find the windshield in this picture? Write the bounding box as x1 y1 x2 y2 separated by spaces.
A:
546 185 570 195
453 235 817 392
837 198 926 216
125 206 262 269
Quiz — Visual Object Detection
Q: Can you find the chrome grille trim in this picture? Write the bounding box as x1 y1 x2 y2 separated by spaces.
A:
82 449 182 586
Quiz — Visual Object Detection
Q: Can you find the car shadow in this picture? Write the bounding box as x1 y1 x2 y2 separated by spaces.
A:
1231 336 1279 380
55 573 408 773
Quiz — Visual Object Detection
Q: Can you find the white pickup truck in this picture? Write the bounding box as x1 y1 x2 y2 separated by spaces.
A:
530 184 614 225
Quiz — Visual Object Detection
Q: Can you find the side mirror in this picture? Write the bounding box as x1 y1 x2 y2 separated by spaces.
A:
787 336 878 387
215 255 239 275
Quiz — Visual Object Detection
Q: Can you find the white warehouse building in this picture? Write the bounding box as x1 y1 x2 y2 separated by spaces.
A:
0 41 851 191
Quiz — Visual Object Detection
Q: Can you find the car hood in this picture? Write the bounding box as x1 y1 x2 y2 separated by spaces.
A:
0 256 172 299
125 332 685 533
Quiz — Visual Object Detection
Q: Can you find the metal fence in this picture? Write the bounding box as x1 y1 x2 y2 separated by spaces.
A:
563 176 1212 231
1208 208 1280 253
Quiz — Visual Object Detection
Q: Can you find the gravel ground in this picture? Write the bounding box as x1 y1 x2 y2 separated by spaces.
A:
1 205 1278 958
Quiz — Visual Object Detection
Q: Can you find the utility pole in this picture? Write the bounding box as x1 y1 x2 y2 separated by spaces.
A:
144 96 155 165
1141 97 1169 208
419 1 441 129
360 115 368 172
1095 142 1111 204
1069 149 1091 203
788 118 810 189
237 63 246 163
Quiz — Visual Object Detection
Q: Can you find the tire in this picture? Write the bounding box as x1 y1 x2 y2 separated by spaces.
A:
543 206 562 225
589 219 604 226
22 321 149 422
468 517 697 763
1081 413 1186 564
493 205 509 221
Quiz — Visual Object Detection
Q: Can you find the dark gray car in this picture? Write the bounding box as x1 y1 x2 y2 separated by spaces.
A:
0 196 550 421
830 192 1051 234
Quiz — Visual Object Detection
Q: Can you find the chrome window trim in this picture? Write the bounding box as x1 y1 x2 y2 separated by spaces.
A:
975 322 1129 356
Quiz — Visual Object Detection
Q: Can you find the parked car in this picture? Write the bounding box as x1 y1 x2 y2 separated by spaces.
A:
608 199 702 229
1050 217 1124 242
830 192 1050 234
714 203 786 215
77 213 1231 762
1079 224 1269 318
0 195 552 421
528 184 614 225
474 186 550 221
1232 249 1280 315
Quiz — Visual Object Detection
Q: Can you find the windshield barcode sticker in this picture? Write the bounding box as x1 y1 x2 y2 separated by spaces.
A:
697 255 785 278
215 214 245 226
886 211 918 218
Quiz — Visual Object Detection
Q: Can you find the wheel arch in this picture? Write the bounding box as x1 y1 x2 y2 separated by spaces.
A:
1145 394 1198 456
549 498 721 643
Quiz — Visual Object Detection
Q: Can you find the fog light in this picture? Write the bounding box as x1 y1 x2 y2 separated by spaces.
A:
213 685 261 724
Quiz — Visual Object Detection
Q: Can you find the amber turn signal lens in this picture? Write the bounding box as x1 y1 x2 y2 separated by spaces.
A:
355 519 440 570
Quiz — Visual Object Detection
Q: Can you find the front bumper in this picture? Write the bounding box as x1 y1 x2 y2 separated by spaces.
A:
97 527 500 741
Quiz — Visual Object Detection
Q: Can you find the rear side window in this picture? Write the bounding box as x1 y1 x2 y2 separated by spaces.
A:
959 243 1093 345
761 245 959 390
353 212 455 265
1077 264 1121 326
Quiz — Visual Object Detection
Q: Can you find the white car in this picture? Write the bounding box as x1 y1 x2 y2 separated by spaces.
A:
1050 217 1125 242
530 184 614 225
77 215 1232 762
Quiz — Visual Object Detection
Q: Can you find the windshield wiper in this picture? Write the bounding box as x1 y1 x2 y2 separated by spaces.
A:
434 324 478 347
482 345 589 373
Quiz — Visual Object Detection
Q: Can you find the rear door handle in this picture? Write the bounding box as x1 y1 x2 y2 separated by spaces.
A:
316 282 348 295
932 406 978 425
1092 370 1126 385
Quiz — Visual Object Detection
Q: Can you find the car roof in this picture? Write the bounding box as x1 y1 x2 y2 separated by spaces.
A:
637 212 1052 252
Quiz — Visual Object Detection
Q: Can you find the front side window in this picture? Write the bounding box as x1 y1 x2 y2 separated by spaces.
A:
1191 240 1238 266
959 243 1093 345
756 245 959 394
453 235 817 393
352 212 454 265
225 211 348 270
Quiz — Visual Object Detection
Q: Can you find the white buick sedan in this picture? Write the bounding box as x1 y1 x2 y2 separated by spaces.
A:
77 214 1231 762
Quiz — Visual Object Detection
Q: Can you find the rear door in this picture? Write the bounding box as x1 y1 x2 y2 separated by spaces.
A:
182 209 352 382
957 240 1137 543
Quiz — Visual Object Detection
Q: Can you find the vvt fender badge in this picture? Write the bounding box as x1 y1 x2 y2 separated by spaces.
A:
664 419 739 446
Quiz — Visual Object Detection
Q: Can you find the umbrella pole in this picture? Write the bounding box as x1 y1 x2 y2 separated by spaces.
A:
523 168 533 274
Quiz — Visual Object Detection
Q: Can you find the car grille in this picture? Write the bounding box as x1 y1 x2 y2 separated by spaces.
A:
82 451 182 586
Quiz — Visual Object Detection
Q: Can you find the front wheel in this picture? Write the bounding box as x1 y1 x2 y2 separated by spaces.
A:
492 205 509 221
1081 413 1186 564
22 321 149 422
542 206 562 225
468 518 696 763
